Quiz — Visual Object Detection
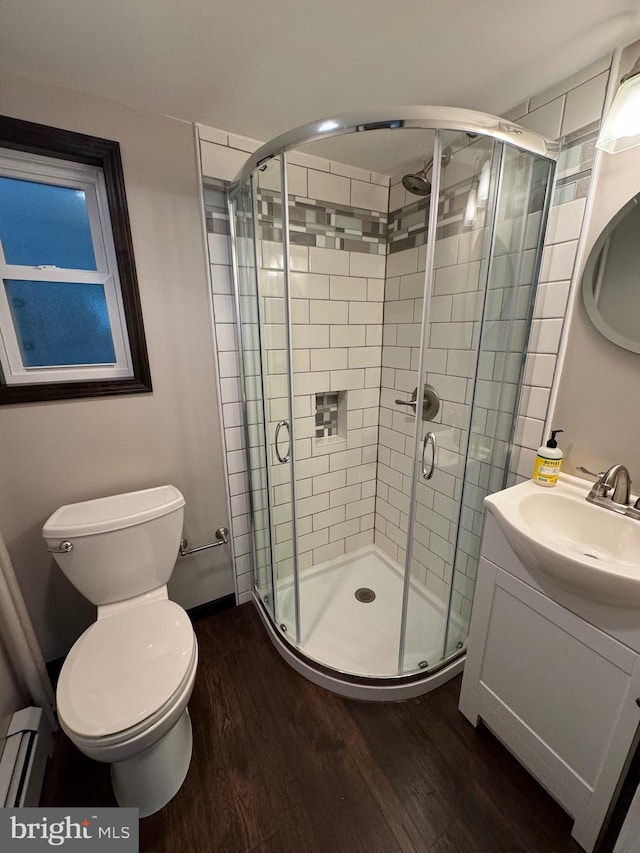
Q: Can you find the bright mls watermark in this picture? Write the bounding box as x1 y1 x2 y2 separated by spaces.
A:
0 809 138 850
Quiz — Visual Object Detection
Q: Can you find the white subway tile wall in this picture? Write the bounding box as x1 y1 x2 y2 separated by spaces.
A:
201 139 390 602
252 155 389 582
204 184 253 601
508 52 613 483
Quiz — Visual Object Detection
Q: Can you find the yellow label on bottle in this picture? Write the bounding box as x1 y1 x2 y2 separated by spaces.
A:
533 455 562 485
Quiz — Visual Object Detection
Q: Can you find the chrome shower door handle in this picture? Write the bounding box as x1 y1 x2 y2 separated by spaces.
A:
275 420 291 464
422 431 436 480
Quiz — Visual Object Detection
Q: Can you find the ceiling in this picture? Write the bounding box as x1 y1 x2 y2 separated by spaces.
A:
0 0 639 152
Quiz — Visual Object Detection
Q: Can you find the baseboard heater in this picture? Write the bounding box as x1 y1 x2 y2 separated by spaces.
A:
0 707 53 807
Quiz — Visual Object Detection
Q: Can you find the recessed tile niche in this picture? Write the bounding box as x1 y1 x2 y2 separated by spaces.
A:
315 390 347 444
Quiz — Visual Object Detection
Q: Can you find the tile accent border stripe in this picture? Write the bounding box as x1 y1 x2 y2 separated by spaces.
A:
258 189 387 255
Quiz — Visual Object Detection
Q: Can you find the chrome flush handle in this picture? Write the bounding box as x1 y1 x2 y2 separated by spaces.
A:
46 540 73 554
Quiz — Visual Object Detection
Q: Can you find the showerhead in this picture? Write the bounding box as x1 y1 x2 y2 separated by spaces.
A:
402 147 452 196
402 170 431 195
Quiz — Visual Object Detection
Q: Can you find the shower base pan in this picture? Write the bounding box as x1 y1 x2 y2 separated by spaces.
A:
253 545 465 701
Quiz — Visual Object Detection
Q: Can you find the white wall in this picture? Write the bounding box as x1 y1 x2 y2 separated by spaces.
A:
0 632 27 741
0 71 234 661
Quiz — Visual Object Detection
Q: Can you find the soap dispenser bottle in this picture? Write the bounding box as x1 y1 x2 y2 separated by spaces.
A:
533 429 564 487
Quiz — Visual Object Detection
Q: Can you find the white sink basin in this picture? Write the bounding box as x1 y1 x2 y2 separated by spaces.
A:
485 474 640 606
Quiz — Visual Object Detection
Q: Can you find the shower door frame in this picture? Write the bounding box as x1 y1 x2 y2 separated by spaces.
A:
396 130 444 673
228 107 558 694
279 155 302 646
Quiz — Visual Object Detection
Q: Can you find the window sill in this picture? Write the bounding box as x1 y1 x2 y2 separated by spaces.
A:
0 375 152 405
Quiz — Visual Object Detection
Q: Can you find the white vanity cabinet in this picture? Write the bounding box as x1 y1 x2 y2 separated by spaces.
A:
459 513 640 852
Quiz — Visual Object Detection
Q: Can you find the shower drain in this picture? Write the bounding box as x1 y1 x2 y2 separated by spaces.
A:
355 587 376 603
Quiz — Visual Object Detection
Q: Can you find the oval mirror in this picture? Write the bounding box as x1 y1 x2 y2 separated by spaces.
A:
582 193 640 354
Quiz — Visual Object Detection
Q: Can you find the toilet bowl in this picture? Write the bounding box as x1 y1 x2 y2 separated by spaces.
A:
43 485 198 817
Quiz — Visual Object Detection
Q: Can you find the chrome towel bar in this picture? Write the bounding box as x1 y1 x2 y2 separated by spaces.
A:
179 527 229 557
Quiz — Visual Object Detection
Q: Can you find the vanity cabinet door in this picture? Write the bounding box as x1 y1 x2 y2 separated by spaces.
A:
460 558 640 852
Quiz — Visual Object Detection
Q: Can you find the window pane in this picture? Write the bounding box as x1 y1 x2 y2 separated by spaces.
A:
0 177 97 270
5 279 116 367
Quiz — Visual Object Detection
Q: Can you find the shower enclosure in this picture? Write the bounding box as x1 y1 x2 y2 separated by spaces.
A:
227 108 556 699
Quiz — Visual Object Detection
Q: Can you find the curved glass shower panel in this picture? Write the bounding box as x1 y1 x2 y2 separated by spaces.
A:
443 145 554 659
400 132 500 674
225 108 556 695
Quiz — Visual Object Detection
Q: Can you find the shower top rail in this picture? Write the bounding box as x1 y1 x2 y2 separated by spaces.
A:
230 106 558 187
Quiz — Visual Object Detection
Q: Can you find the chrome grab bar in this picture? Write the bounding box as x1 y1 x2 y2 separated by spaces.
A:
422 431 436 480
275 420 291 464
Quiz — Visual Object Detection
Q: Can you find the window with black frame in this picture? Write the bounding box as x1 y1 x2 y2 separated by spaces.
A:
0 115 151 404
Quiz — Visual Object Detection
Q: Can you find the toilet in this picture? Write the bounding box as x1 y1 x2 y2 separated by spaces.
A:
42 485 198 817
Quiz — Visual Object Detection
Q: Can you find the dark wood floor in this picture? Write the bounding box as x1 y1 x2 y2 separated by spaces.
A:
41 603 583 852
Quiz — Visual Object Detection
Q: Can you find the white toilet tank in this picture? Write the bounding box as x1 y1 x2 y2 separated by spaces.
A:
43 486 185 606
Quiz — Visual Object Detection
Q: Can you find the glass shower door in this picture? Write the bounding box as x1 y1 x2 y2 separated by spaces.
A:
229 159 297 635
256 157 298 635
443 145 554 658
229 177 274 616
398 136 554 672
400 131 500 674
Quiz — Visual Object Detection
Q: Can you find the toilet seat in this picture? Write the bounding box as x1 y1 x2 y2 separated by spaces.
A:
57 599 196 742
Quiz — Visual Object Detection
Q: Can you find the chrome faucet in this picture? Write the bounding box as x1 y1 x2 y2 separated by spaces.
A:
586 464 633 514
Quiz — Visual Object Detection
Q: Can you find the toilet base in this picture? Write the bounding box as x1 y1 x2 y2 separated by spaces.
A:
110 707 193 817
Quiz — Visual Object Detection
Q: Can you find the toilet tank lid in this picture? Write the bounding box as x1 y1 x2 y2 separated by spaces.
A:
43 485 185 538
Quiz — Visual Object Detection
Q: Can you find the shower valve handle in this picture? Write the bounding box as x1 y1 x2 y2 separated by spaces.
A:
395 397 417 410
395 386 441 422
395 388 419 411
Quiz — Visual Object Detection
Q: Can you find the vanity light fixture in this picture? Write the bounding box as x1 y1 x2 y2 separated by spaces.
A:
596 55 640 153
